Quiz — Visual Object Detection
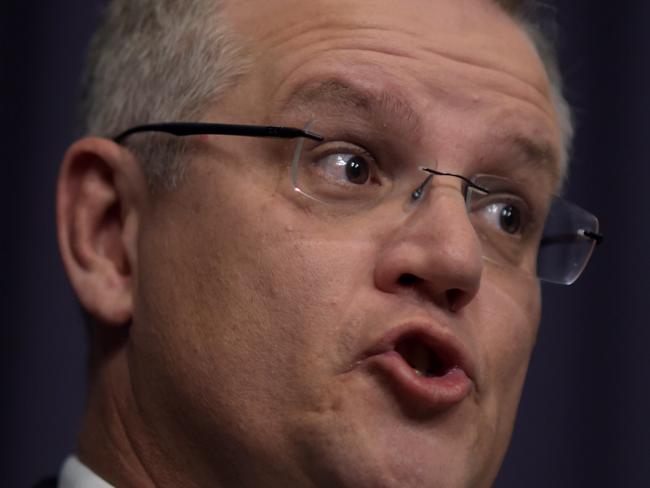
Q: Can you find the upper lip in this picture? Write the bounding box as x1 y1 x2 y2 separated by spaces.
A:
358 321 477 385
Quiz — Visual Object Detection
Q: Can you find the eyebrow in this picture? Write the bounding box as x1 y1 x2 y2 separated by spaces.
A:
277 78 424 139
510 135 554 163
497 133 562 183
277 78 561 182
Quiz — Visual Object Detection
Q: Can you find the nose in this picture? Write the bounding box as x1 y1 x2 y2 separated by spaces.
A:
373 186 484 313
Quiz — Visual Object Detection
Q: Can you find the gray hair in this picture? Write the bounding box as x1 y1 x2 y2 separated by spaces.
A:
80 0 249 189
80 0 572 190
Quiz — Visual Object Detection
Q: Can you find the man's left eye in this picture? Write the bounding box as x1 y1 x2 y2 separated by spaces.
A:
477 200 528 236
317 153 374 185
343 155 371 184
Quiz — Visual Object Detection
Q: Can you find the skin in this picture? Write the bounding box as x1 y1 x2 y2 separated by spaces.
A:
57 0 562 486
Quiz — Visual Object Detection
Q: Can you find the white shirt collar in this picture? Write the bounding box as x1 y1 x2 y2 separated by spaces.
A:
59 456 114 488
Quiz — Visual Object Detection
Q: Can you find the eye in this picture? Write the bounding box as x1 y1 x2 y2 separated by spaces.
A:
296 137 392 204
344 155 370 184
475 198 529 236
492 203 521 234
315 152 374 185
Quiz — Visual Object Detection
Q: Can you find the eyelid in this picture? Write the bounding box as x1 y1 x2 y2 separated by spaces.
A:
309 140 381 172
314 140 375 158
469 192 538 237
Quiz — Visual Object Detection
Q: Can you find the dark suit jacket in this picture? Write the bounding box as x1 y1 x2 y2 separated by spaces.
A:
33 477 57 488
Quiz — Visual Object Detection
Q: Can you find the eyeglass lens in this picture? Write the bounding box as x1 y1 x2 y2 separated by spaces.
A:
290 120 600 284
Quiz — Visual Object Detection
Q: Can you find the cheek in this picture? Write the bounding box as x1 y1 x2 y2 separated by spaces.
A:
245 221 380 383
133 184 374 415
472 274 541 450
477 269 541 386
454 275 540 484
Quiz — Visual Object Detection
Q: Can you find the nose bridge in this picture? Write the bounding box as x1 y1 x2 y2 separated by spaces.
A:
410 179 476 251
428 174 467 203
373 170 485 312
405 176 483 291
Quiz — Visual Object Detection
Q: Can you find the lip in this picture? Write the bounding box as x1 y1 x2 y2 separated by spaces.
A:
357 323 476 411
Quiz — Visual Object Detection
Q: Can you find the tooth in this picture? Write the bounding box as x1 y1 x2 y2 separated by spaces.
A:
411 342 432 376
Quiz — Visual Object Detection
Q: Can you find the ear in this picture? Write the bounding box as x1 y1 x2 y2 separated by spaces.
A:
57 137 147 326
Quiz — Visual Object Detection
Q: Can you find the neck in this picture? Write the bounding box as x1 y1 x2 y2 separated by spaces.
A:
77 327 313 488
78 342 159 487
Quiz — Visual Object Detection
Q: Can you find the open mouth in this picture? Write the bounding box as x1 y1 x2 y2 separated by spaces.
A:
360 326 473 410
394 336 454 378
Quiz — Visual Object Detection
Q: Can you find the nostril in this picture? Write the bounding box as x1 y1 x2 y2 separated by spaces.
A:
446 288 464 311
398 273 419 287
392 273 473 313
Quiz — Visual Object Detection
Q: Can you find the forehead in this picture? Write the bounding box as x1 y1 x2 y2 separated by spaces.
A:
227 0 549 90
222 0 562 180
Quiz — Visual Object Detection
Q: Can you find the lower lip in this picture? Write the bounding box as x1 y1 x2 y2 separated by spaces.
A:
364 351 473 411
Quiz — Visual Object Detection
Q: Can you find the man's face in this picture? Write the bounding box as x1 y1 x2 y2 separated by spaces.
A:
129 0 561 486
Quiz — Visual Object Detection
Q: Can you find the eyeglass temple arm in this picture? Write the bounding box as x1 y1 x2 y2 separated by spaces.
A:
541 230 604 247
113 122 324 144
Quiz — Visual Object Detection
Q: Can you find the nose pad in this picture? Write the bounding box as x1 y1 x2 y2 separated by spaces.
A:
410 172 435 202
375 185 484 313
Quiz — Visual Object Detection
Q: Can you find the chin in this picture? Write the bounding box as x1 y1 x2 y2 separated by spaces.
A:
289 407 499 488
302 448 482 488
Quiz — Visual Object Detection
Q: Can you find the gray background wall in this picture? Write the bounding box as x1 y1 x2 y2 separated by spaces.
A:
2 1 649 486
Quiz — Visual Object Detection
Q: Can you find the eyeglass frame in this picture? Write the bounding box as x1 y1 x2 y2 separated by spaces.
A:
112 121 603 283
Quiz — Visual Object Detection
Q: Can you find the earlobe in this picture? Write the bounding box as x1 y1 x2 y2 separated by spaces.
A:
57 137 145 326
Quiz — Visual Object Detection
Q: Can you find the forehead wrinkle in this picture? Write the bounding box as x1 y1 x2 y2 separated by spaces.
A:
276 78 424 139
247 5 554 121
416 42 550 108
